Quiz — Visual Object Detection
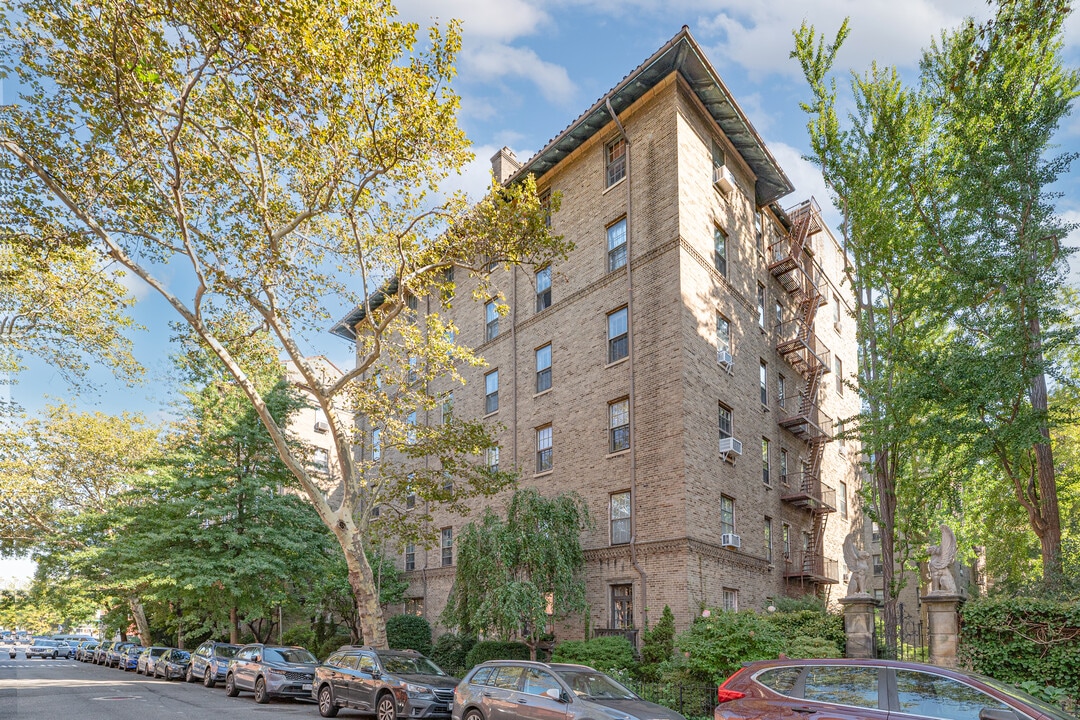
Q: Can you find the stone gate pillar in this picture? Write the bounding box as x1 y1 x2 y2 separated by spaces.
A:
839 596 877 659
922 593 963 668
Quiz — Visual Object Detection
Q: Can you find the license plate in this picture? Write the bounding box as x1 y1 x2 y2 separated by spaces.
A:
303 684 313 691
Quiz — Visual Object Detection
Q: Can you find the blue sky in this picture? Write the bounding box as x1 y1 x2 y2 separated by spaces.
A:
4 0 1079 586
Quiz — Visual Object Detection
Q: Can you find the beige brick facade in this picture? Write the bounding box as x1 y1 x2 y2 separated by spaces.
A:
338 30 863 641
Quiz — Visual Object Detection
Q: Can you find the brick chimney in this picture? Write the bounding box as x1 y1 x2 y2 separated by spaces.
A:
490 147 522 186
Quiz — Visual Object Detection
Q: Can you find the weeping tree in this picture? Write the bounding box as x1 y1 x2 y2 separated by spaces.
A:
0 0 568 646
443 489 589 660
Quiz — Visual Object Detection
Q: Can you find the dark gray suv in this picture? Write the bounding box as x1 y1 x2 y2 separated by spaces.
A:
453 662 687 720
225 643 318 704
313 646 458 719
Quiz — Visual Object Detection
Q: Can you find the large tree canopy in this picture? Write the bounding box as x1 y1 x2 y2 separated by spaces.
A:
1 0 569 646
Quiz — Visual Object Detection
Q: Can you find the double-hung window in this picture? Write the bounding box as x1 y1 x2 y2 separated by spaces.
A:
760 361 768 405
839 481 849 518
720 496 735 537
609 399 630 453
607 218 627 272
536 344 552 392
718 404 733 441
371 428 381 461
536 425 553 472
485 370 499 414
606 138 626 187
835 356 844 395
486 446 500 473
608 308 628 363
610 491 631 545
441 528 453 567
713 227 727 276
405 544 415 572
757 284 766 329
779 448 788 485
778 374 786 408
761 438 770 485
485 300 499 342
764 517 773 563
536 266 552 312
611 584 633 628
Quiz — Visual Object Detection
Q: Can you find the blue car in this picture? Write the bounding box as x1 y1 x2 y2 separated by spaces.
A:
121 644 145 671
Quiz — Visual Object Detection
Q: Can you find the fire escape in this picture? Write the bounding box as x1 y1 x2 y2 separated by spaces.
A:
768 199 839 591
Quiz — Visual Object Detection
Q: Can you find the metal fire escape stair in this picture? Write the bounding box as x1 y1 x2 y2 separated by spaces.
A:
769 199 838 588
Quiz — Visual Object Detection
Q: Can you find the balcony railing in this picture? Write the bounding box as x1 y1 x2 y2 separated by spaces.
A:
594 628 639 647
780 473 836 512
783 551 839 584
778 402 833 441
775 320 831 373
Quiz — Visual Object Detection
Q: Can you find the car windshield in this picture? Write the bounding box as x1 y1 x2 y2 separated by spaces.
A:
151 648 167 656
554 670 638 700
214 645 239 658
127 646 144 654
35 640 57 646
379 654 446 676
979 676 1079 720
265 648 316 664
172 651 191 661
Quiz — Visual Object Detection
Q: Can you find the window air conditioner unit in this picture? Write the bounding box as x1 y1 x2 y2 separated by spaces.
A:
314 420 330 433
721 533 742 549
718 437 743 456
716 349 733 369
713 165 736 194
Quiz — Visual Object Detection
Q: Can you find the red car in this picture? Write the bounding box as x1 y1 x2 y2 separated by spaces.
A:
713 658 1076 720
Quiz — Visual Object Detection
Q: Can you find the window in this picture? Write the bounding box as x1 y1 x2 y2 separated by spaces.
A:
408 355 418 384
611 584 633 628
713 226 727 276
536 344 552 393
313 448 329 471
803 666 880 710
757 284 766 329
761 438 770 485
833 294 842 328
406 411 416 445
873 554 883 576
775 300 783 329
523 669 562 697
610 491 631 545
404 544 415 572
874 588 884 601
440 266 455 304
404 598 424 617
539 189 552 228
406 293 418 315
406 474 416 510
442 471 453 493
837 419 846 455
372 428 381 461
839 481 849 519
607 218 627 272
608 307 628 363
486 446 500 473
764 517 773 563
606 137 626 187
895 668 1007 720
485 369 499 414
536 425 552 472
716 314 731 357
441 527 453 567
718 403 733 440
711 139 725 170
441 392 453 424
536 266 552 312
720 495 735 536
485 300 499 342
778 374 786 408
754 211 763 254
783 523 791 558
760 361 768 405
609 399 630 453
492 666 525 690
779 448 788 485
872 521 881 544
722 588 738 612
835 356 844 394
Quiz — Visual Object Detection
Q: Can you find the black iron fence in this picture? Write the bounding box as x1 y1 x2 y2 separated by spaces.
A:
624 681 718 720
873 601 927 662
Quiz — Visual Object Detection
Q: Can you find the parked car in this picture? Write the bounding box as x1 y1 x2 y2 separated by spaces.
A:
137 646 170 675
453 661 687 720
120 644 145 671
25 639 62 660
156 648 192 681
77 641 99 662
93 641 115 665
106 641 135 668
225 643 318 704
54 640 73 659
314 646 458 719
187 640 241 687
711 658 1079 720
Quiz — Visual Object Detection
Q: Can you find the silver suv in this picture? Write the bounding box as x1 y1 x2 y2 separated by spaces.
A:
225 643 318 704
24 639 62 660
453 662 687 720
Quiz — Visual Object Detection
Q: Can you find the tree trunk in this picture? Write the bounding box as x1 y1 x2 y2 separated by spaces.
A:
230 606 240 644
1028 361 1063 587
129 597 152 646
340 525 387 648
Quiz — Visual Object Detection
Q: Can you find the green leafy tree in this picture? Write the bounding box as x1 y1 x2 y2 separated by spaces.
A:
386 614 433 655
675 610 782 684
0 0 569 646
638 605 675 681
443 489 588 659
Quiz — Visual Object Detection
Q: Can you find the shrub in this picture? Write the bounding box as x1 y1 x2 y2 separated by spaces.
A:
638 606 676 681
766 609 844 657
431 632 476 678
784 635 840 659
551 636 635 672
386 614 433 656
281 626 316 650
675 610 782 684
961 597 1080 707
464 640 531 669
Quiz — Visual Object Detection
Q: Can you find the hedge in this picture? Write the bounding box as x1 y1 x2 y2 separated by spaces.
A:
551 636 635 672
464 640 531 669
386 614 433 656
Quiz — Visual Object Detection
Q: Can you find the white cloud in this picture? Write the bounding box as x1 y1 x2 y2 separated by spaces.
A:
395 0 550 42
462 44 577 106
767 140 841 230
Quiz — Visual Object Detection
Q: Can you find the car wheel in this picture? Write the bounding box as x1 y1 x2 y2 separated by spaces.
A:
377 692 397 720
52 652 57 659
203 667 216 689
464 709 485 720
318 685 339 718
254 677 269 704
225 673 240 697
185 665 194 683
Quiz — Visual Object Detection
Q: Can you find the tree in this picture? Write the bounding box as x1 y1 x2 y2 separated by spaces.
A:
442 489 589 660
0 0 569 646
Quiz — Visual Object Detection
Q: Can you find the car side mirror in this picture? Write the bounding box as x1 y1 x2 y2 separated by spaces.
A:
371 672 381 681
980 709 1018 720
253 654 261 663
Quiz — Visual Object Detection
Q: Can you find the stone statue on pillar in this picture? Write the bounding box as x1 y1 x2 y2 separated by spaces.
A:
843 532 872 597
927 524 958 595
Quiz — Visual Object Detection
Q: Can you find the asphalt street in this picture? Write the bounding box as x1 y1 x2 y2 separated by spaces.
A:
0 654 331 719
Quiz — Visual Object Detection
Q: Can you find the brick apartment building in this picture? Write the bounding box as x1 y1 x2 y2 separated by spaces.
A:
333 27 862 640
